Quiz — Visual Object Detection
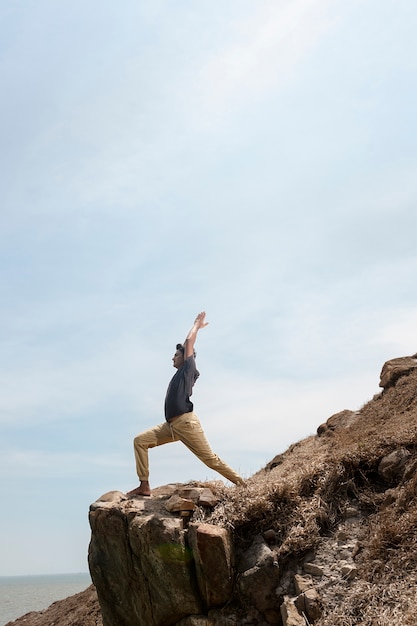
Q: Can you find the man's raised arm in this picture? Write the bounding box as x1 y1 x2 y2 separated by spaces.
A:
184 311 209 359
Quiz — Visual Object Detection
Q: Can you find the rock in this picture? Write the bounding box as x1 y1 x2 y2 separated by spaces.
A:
238 537 280 614
237 534 275 572
96 491 128 503
403 458 417 481
173 487 219 508
208 610 246 625
302 550 316 564
379 354 417 389
85 353 417 626
89 505 202 625
165 494 197 513
152 483 183 497
239 561 280 615
303 562 324 577
317 410 357 436
294 587 322 622
339 549 352 560
175 617 210 625
188 523 234 607
179 616 240 626
340 563 358 579
265 453 285 470
178 486 204 497
378 448 411 482
280 596 305 626
263 529 277 544
264 608 282 624
89 485 237 626
276 568 296 600
294 574 313 595
197 488 219 508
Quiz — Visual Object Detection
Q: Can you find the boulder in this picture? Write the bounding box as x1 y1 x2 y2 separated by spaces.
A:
265 453 285 471
197 488 219 508
89 484 236 626
303 562 324 577
165 494 197 513
263 529 277 545
89 503 202 626
237 534 276 572
237 536 280 615
280 596 305 626
188 523 234 608
378 448 411 482
239 563 280 617
317 410 357 436
379 354 417 389
294 574 313 595
294 587 322 622
167 487 219 510
96 490 128 503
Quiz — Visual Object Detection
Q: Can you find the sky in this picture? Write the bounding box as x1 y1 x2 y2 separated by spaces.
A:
1 0 417 576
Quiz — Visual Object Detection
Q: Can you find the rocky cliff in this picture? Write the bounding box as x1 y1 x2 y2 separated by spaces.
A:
87 353 417 626
7 354 417 626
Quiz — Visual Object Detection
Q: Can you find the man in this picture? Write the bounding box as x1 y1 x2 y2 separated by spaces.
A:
127 312 244 497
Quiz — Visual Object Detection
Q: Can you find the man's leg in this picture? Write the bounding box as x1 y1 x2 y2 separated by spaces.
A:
128 421 177 495
172 413 244 484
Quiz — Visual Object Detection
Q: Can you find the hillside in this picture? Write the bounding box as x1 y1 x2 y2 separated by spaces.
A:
7 354 417 626
208 360 417 624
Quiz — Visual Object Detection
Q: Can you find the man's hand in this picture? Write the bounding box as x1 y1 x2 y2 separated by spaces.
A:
194 311 209 330
184 311 209 358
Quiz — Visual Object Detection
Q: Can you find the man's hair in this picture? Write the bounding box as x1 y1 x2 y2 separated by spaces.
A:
176 343 196 358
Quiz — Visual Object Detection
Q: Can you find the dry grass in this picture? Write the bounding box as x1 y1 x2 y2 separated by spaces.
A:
203 369 417 624
317 579 417 626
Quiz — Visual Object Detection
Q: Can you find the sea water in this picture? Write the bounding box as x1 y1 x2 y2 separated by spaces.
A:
0 572 92 625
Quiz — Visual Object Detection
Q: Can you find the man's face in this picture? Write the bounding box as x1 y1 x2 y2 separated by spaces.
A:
172 349 185 369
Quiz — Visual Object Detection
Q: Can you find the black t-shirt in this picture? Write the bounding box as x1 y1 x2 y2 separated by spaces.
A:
164 356 200 420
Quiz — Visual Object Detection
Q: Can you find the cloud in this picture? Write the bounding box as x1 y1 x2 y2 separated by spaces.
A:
193 0 337 124
369 308 417 357
0 326 165 425
0 448 130 479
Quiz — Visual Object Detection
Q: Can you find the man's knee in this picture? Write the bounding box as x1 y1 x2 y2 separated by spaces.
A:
134 433 145 448
134 430 158 450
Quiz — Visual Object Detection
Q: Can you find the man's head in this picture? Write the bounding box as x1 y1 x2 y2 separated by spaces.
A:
172 343 196 368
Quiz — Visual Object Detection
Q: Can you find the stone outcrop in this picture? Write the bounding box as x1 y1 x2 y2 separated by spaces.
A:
88 486 239 626
85 357 417 626
317 409 357 436
187 523 234 608
88 485 329 626
89 451 416 625
237 535 280 619
379 353 417 389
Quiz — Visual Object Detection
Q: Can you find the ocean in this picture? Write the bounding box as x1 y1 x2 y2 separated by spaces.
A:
0 572 92 625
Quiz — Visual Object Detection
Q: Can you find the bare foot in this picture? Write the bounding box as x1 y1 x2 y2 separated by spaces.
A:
127 481 151 497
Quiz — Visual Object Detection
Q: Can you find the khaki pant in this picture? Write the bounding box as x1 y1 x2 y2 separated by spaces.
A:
133 412 243 485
